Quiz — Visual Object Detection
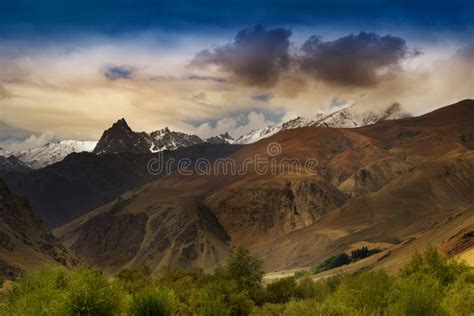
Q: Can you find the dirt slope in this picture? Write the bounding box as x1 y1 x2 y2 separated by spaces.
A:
0 179 77 279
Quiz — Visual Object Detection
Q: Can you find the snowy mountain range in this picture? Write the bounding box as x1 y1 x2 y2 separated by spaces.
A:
0 140 97 170
234 103 411 144
0 103 410 169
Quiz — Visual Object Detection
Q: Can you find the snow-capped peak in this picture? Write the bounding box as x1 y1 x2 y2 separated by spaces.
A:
234 103 411 144
2 140 97 169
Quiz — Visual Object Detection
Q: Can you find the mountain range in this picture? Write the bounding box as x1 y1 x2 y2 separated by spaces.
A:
1 100 473 279
0 103 409 169
0 140 97 170
47 99 473 274
234 102 410 144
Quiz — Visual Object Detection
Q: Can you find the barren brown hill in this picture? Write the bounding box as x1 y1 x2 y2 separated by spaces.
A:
55 99 474 273
0 179 77 280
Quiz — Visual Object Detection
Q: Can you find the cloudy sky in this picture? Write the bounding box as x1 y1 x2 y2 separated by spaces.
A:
0 0 473 149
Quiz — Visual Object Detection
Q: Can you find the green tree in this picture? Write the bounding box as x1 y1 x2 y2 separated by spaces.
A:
218 246 264 300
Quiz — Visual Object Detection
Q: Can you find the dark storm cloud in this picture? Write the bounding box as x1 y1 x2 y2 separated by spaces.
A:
299 32 409 86
104 65 135 80
191 25 292 88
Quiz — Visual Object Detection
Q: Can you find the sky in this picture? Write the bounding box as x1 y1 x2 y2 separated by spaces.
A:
0 0 473 150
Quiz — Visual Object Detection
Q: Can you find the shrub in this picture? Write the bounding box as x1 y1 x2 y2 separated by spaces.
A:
388 273 444 315
202 277 254 316
442 270 474 315
2 266 69 315
266 277 297 303
155 267 210 303
295 277 318 300
2 266 125 316
63 266 126 315
326 270 392 314
198 298 230 316
400 245 469 286
129 288 180 316
116 266 153 294
250 303 285 315
282 299 321 316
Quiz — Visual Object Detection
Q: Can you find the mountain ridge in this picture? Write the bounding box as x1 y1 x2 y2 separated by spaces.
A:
54 99 474 273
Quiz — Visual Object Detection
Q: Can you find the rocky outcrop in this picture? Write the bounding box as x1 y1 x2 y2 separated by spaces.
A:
55 192 230 273
205 179 346 245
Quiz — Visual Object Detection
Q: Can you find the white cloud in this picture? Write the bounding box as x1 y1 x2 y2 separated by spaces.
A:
1 132 54 152
196 111 277 139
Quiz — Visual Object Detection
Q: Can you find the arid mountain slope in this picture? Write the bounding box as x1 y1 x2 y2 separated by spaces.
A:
54 179 230 273
0 179 77 279
1 143 241 227
55 100 474 273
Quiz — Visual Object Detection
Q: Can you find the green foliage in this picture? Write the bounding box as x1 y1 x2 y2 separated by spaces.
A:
441 270 474 315
282 299 320 316
265 277 297 303
154 266 254 315
129 288 180 316
250 303 285 315
313 253 350 273
2 266 69 315
1 246 472 315
64 266 125 315
314 247 384 274
116 266 153 294
327 270 392 314
155 267 210 304
2 266 125 316
218 246 264 300
388 273 444 315
400 245 469 286
350 246 382 261
294 276 318 300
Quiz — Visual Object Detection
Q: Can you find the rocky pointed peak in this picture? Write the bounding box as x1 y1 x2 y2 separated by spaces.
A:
93 118 151 154
111 118 132 131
